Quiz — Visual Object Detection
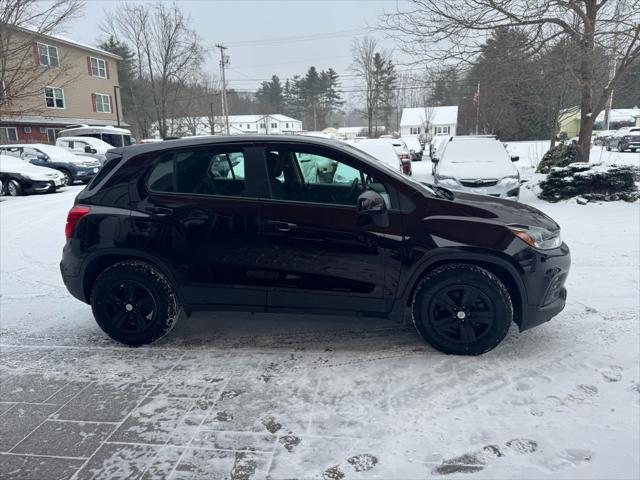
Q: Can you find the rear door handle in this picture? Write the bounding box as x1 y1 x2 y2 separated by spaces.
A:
148 206 173 216
267 220 297 232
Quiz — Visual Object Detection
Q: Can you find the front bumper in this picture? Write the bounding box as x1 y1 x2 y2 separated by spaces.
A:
73 167 100 180
620 140 640 150
436 181 520 199
518 242 571 331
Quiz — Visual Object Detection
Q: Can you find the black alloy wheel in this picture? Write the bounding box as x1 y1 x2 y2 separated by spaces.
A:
91 261 180 346
429 284 495 344
412 263 513 355
101 280 157 336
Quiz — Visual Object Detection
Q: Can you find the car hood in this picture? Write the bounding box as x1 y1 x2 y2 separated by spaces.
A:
430 189 560 231
0 158 62 180
437 160 518 179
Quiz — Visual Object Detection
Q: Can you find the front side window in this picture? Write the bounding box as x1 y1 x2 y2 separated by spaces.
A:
90 57 107 78
95 93 111 113
265 148 389 207
44 87 65 108
146 149 246 197
38 43 59 67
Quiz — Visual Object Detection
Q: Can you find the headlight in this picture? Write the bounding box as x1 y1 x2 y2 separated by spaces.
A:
498 175 519 185
508 224 561 250
436 175 459 186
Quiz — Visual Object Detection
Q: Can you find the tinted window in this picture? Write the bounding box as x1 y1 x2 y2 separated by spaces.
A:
146 149 246 197
266 148 389 207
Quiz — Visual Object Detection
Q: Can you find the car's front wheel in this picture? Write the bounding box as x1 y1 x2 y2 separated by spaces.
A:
6 179 24 197
412 263 513 355
90 261 180 346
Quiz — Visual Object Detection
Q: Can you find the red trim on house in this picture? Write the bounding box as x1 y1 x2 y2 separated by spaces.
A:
87 56 92 75
91 93 97 112
109 95 113 113
105 61 110 79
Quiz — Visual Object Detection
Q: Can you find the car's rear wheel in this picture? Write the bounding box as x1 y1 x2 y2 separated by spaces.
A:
412 263 512 355
90 261 180 346
6 179 24 197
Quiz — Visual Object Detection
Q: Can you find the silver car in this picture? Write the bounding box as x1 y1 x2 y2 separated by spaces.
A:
433 136 521 200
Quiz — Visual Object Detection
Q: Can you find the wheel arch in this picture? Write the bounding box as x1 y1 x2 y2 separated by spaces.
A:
81 250 186 307
402 252 526 329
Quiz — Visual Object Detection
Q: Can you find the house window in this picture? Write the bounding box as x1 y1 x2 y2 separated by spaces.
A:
44 87 65 108
259 123 265 128
435 126 450 135
0 127 18 142
285 123 289 128
247 124 251 129
410 127 421 135
38 43 59 67
271 122 277 129
90 57 107 78
24 127 31 133
47 128 61 144
95 93 111 113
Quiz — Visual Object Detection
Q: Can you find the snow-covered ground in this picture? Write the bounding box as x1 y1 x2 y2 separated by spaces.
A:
0 144 639 479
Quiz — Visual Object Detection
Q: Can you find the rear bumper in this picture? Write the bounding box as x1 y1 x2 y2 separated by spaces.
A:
518 243 571 331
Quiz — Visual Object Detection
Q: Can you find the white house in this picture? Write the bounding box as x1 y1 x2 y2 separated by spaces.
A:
225 114 302 134
400 106 458 139
154 114 303 138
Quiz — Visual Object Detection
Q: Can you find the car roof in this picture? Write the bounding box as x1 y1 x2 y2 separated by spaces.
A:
121 135 354 156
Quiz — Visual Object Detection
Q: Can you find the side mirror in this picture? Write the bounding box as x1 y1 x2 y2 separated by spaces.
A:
431 156 439 163
36 153 48 161
511 156 520 162
356 190 388 228
410 149 415 154
84 146 97 154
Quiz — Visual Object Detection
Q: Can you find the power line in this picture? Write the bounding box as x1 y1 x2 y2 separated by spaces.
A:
224 28 368 47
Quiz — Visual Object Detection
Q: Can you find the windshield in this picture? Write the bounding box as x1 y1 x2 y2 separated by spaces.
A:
340 142 438 197
34 145 74 157
442 140 508 163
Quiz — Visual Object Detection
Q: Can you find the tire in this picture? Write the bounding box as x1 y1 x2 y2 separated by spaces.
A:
90 261 180 346
618 143 624 152
411 263 513 355
6 179 24 197
606 144 612 151
59 170 72 186
631 149 637 153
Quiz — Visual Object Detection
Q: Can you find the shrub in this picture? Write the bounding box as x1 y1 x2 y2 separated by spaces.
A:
536 143 579 173
538 163 639 202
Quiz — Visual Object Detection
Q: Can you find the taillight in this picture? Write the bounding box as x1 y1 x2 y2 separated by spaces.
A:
65 205 90 238
399 153 410 160
624 135 631 139
402 161 411 174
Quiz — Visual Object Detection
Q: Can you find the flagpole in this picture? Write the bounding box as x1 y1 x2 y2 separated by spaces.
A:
475 81 480 135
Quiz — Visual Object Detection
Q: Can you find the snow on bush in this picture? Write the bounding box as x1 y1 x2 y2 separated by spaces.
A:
538 162 639 203
536 143 579 173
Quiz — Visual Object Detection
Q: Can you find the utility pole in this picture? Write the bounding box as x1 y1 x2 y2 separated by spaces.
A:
474 81 480 135
216 43 230 135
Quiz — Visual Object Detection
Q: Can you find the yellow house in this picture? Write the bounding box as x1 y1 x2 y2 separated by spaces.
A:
558 108 581 138
635 115 640 127
559 107 640 138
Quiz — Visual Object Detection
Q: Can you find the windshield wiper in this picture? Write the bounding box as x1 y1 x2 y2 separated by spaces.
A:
420 182 454 200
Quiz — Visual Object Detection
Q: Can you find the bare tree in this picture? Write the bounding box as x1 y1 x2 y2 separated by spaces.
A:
383 0 640 163
0 0 84 117
105 2 204 138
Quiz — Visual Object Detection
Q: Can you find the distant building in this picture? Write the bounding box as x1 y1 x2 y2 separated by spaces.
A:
558 107 640 137
223 114 302 135
400 106 458 139
0 25 123 144
157 114 303 138
337 126 368 140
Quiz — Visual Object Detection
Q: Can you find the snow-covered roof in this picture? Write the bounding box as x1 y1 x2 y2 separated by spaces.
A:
559 107 640 123
0 114 128 127
12 25 122 60
228 114 301 124
400 106 458 127
338 126 368 134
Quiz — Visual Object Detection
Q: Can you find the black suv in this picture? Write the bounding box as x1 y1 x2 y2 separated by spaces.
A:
61 136 570 355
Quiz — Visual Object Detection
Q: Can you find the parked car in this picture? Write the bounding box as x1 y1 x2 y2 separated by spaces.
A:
350 139 411 176
0 144 101 185
60 135 570 355
594 130 616 146
401 136 424 161
57 125 134 147
0 154 65 196
607 127 640 152
380 138 412 175
432 136 521 200
429 134 451 161
56 136 112 164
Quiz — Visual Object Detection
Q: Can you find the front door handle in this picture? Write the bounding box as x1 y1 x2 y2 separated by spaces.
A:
148 206 173 216
267 220 297 232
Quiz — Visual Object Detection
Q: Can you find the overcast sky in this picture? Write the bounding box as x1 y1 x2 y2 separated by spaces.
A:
62 0 412 97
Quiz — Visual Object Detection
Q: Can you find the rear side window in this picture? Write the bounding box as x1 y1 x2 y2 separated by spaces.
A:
146 148 246 197
87 154 122 189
